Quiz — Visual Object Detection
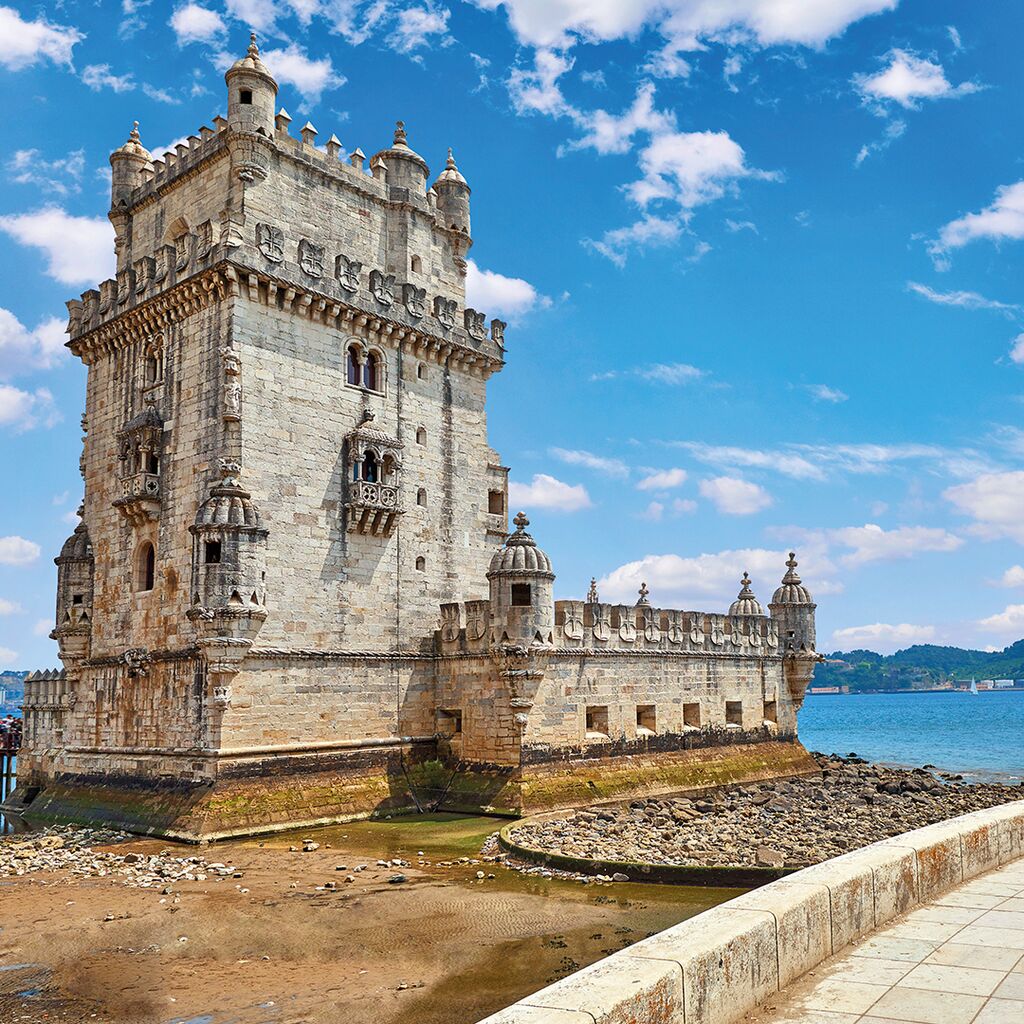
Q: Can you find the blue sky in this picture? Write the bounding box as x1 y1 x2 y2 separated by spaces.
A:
1 0 1023 667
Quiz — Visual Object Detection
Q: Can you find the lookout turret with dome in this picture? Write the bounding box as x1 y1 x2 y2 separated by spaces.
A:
769 552 817 653
729 572 764 617
487 512 555 645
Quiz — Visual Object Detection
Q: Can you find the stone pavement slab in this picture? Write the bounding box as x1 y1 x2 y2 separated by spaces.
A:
748 859 1024 1024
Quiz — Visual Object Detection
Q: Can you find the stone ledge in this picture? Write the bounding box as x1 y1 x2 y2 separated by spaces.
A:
478 798 1024 1024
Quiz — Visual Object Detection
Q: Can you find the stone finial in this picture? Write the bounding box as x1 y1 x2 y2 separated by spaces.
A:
326 134 341 160
783 552 801 583
513 511 529 532
218 458 242 486
275 109 292 134
394 120 408 147
637 582 650 606
446 146 456 168
739 571 753 595
350 147 365 170
129 120 140 143
301 121 318 146
247 32 259 57
587 577 599 603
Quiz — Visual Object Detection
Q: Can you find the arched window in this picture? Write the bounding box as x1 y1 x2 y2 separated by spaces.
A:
416 427 426 445
346 345 361 386
415 556 426 571
137 542 156 592
410 255 422 273
382 454 397 483
417 488 426 507
363 351 380 391
145 355 158 384
147 453 159 474
362 451 378 483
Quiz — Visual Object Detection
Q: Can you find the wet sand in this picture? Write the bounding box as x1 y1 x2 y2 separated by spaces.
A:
0 814 740 1024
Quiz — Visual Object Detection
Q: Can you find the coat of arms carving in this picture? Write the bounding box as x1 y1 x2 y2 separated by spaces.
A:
464 308 486 340
403 283 426 319
464 600 489 642
617 606 637 643
667 610 685 644
298 239 325 277
174 232 193 271
440 603 461 643
592 603 610 642
196 220 214 257
256 223 284 263
434 296 457 330
561 601 584 641
153 244 174 283
335 254 361 293
370 269 395 306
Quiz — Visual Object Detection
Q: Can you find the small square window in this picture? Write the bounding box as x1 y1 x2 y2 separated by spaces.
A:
763 699 778 724
205 541 222 564
239 89 253 104
510 583 531 607
585 705 609 738
683 702 701 728
439 708 462 735
72 594 84 605
488 489 504 515
726 700 743 728
636 704 656 736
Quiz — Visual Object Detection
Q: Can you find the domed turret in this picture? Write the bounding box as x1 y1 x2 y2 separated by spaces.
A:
225 34 277 137
487 512 555 645
53 506 94 663
433 148 471 237
109 121 151 209
768 552 816 653
729 573 764 617
372 120 429 194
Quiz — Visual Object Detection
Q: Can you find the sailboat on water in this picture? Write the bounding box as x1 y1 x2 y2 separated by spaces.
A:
969 678 979 695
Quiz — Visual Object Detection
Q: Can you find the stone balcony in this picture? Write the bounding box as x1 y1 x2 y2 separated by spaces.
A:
345 480 403 537
113 471 161 525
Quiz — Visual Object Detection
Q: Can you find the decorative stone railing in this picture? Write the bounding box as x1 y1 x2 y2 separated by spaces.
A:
478 800 1024 1024
113 471 161 524
345 481 403 537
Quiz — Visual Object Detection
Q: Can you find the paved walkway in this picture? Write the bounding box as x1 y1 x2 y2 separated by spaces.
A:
750 858 1024 1024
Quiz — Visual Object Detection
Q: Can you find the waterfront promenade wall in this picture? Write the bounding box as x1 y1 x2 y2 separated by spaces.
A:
479 800 1024 1024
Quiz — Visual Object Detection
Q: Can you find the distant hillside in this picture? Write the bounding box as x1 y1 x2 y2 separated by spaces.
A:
816 639 1024 691
0 670 26 707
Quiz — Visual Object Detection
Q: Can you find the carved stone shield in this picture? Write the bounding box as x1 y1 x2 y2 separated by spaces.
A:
690 623 704 646
174 232 193 271
464 600 488 641
440 603 460 643
370 269 395 306
403 283 426 319
464 308 486 340
434 296 457 329
561 601 584 641
299 239 325 277
256 223 284 263
667 611 685 644
592 603 610 642
335 254 361 293
196 220 213 257
617 606 637 643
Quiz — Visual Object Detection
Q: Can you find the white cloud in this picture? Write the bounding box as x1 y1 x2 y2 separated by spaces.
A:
6 148 85 196
944 471 1024 544
566 82 675 156
0 646 18 666
0 6 82 70
0 207 115 286
996 566 1024 588
584 214 683 266
170 3 226 44
626 129 777 210
674 442 825 481
826 523 963 566
393 5 451 54
472 0 896 52
0 598 22 615
934 181 1024 258
550 448 629 479
0 308 67 379
725 219 757 234
806 383 848 403
142 83 180 104
638 362 705 385
637 468 688 491
640 501 664 521
977 604 1024 641
261 44 345 104
854 118 906 166
672 498 697 515
33 617 52 636
508 48 575 117
508 473 592 512
1011 334 1024 365
81 63 135 93
224 0 278 31
598 544 833 609
0 384 60 431
698 476 772 515
466 260 548 320
0 536 41 565
854 49 981 110
907 281 1019 316
831 622 936 654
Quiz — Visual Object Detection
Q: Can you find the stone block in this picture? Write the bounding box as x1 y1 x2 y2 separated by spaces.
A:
797 850 877 949
510 953 682 1024
957 809 1003 879
630 906 777 1024
878 820 962 902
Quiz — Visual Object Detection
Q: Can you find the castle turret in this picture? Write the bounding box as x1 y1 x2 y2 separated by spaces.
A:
433 148 471 239
729 572 764 616
373 120 429 194
487 512 555 645
225 33 277 137
109 121 150 211
52 507 94 666
769 552 818 710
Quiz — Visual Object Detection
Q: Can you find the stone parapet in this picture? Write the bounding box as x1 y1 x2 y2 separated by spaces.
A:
478 799 1024 1024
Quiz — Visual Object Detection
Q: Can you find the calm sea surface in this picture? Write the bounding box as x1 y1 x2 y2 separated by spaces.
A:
798 690 1024 783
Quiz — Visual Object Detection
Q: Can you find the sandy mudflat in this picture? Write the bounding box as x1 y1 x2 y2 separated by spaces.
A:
0 814 736 1024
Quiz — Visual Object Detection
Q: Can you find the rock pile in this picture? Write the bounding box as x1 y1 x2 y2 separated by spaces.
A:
0 825 225 887
512 754 1023 870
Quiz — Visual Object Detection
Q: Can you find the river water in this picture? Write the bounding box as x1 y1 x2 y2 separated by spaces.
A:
798 690 1024 783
